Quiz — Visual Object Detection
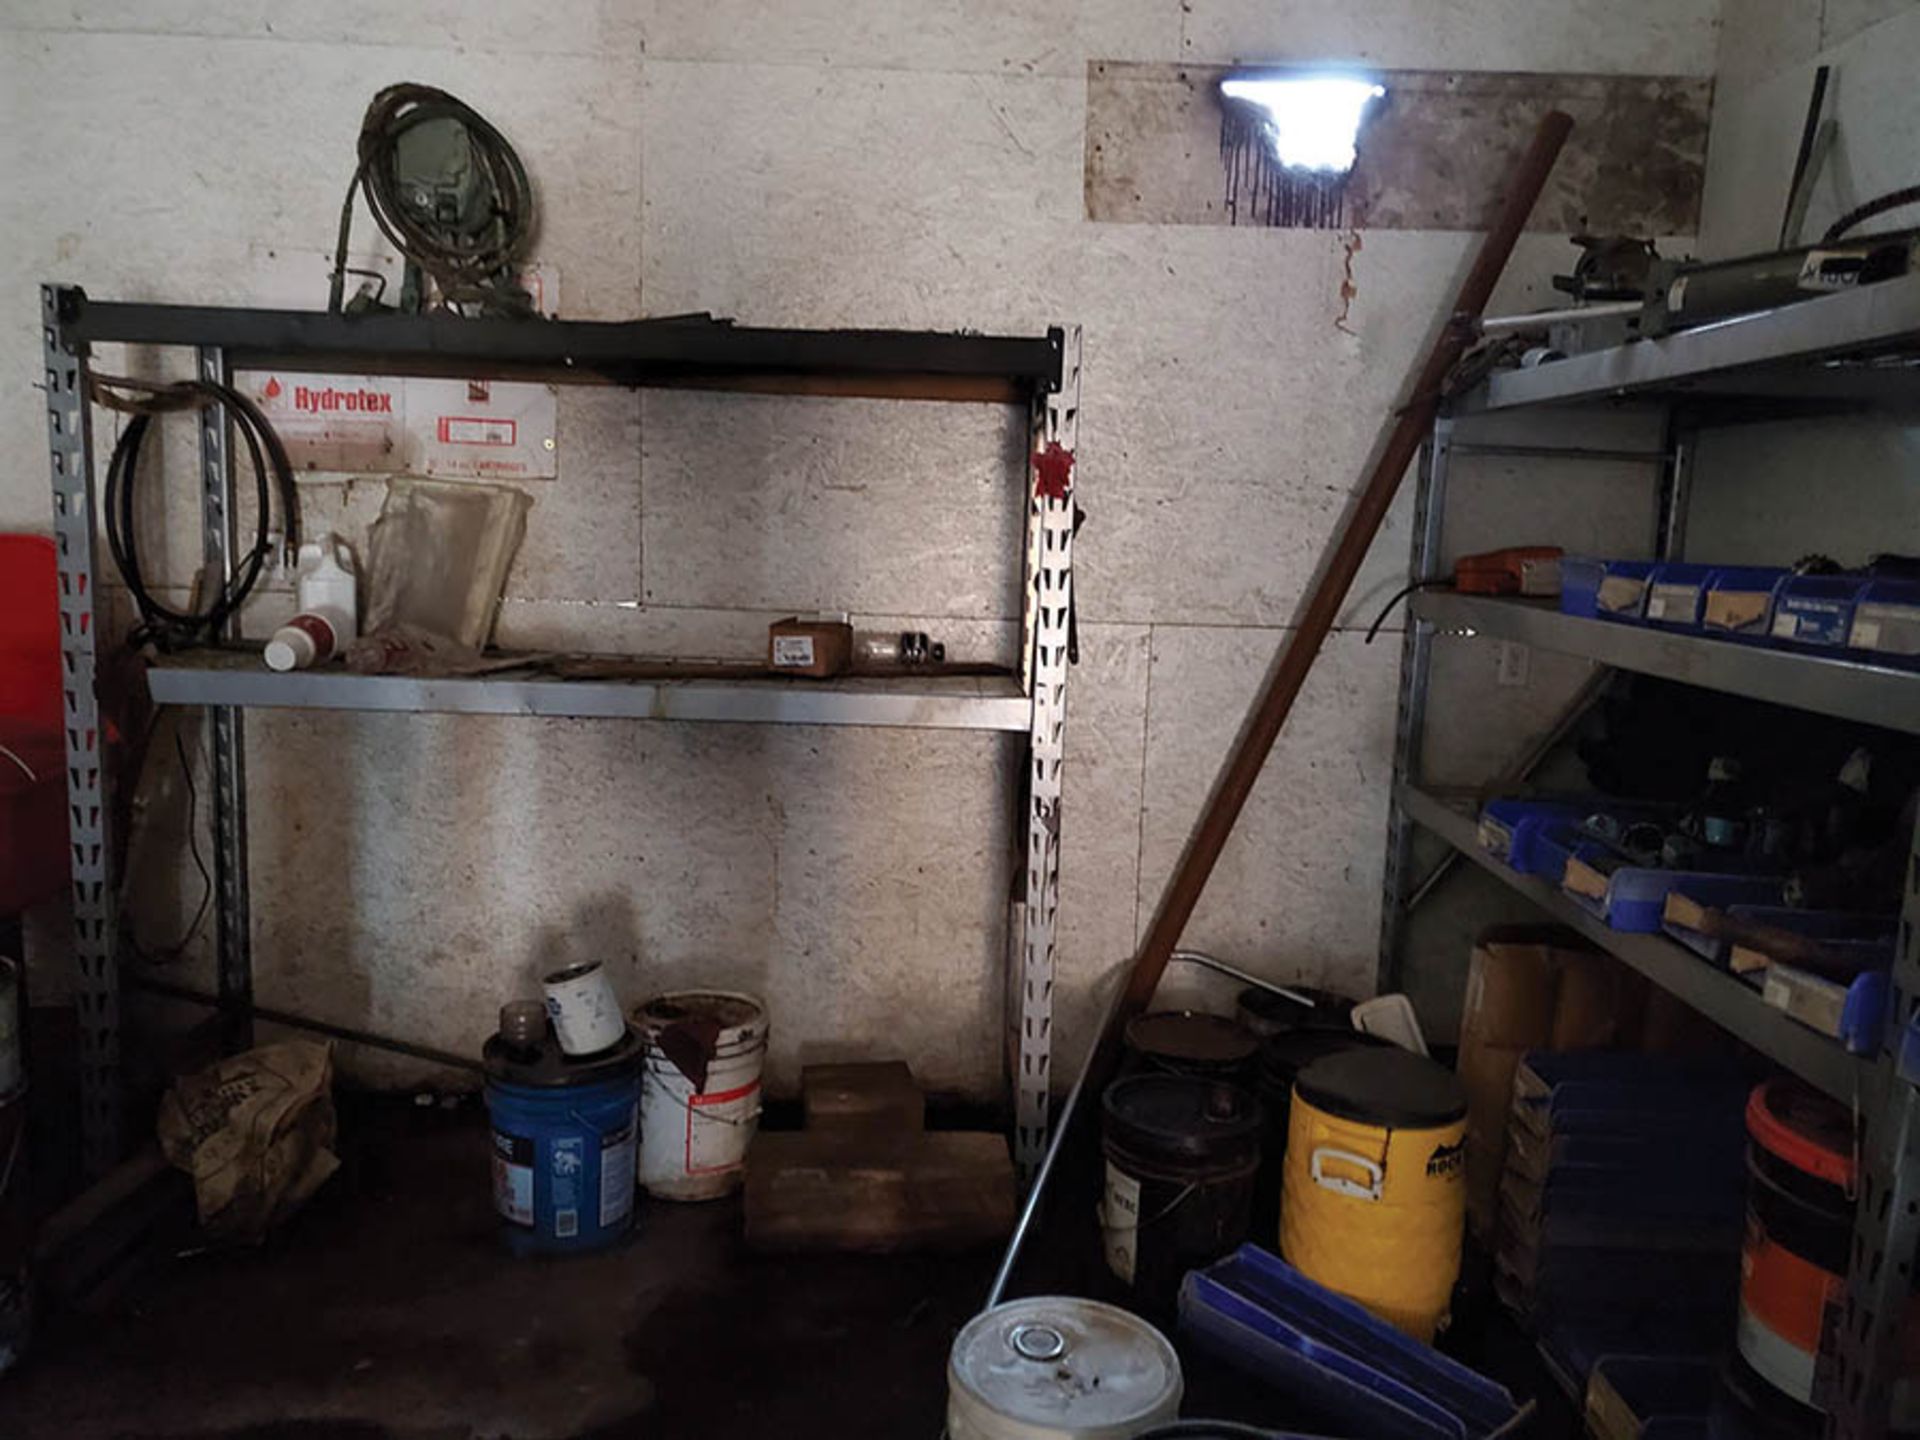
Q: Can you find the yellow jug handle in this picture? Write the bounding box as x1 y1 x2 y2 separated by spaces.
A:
1310 1145 1383 1201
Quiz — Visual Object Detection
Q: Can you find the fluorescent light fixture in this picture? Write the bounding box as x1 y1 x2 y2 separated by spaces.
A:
1219 75 1385 174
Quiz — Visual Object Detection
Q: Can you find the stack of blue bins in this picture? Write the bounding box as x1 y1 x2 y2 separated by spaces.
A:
1179 1245 1523 1440
1493 1052 1748 1393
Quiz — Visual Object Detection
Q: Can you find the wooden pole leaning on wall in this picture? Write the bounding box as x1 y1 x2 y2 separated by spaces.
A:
986 111 1574 1311
1101 109 1576 1068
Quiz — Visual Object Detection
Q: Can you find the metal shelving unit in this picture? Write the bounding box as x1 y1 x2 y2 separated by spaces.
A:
1380 277 1920 1440
41 284 1081 1184
1412 591 1920 734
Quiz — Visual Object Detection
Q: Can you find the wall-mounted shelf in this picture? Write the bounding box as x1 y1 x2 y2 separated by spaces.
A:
145 650 1032 732
1460 271 1920 413
1412 592 1920 735
1397 784 1866 1105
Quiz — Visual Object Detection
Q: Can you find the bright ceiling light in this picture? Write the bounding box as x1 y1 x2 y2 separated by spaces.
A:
1218 75 1386 174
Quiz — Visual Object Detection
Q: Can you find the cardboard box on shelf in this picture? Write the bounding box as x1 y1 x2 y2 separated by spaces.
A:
1457 926 1638 1242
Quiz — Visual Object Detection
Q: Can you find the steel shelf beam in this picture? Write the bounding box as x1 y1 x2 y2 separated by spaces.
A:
48 288 1063 401
145 651 1033 732
1412 592 1920 735
1460 271 1920 412
1398 783 1868 1105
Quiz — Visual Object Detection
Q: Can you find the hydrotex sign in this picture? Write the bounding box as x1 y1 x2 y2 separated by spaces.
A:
265 377 395 415
239 371 557 479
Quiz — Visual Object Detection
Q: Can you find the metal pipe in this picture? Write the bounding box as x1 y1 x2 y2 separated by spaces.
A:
985 968 1125 1310
126 974 483 1073
1170 950 1315 1007
1476 298 1641 335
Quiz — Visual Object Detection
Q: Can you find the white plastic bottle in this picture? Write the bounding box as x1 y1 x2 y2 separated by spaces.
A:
265 533 358 672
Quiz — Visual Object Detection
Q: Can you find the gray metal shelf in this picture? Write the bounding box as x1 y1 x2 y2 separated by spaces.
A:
1412 591 1920 734
1397 783 1867 1104
1461 270 1920 412
43 283 1083 1189
145 650 1032 732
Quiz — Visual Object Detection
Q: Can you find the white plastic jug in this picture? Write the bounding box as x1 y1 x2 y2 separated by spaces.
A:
266 534 358 672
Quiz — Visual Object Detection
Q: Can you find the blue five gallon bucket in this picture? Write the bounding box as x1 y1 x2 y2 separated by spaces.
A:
484 1028 642 1256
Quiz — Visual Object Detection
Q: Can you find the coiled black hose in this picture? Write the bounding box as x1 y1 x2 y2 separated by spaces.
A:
329 83 535 315
1821 184 1920 243
96 376 299 651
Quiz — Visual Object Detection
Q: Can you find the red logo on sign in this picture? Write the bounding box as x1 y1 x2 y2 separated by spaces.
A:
261 376 282 399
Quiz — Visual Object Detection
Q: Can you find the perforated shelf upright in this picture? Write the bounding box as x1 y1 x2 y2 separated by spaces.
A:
40 283 1080 1186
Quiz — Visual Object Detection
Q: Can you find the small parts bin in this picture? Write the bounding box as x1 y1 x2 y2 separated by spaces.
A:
1561 557 1654 621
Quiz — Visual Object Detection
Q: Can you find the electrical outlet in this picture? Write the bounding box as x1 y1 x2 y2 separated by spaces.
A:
1495 640 1530 688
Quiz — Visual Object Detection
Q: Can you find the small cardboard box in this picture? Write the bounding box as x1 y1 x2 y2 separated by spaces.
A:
769 615 853 677
1457 926 1632 1242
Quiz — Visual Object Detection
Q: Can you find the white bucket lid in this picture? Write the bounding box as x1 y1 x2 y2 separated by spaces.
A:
947 1297 1182 1440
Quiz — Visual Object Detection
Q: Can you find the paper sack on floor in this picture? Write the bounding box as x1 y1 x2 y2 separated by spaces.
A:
157 1041 341 1242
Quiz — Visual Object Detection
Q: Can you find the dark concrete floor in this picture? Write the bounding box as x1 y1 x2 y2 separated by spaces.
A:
6 1098 990 1439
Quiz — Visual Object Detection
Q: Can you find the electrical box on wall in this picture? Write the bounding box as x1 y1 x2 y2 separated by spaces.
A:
237 370 559 480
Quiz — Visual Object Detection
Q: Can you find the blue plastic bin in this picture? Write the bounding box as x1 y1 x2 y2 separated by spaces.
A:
1179 1246 1521 1440
1772 574 1867 650
1665 900 1895 968
1562 849 1783 933
1643 563 1718 631
1560 555 1606 618
1561 558 1655 622
1850 577 1920 668
1700 566 1789 641
1477 799 1586 877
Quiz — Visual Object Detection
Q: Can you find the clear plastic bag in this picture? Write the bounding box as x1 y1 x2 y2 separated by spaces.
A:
363 477 531 649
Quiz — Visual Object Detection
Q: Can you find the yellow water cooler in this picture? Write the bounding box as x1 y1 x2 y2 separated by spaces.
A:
1280 1046 1468 1342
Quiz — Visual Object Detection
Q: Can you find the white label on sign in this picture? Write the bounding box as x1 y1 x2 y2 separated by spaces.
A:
1645 594 1669 620
407 377 557 479
1853 620 1882 650
237 371 558 479
1102 1162 1141 1286
1772 612 1799 639
772 635 816 667
600 1106 637 1227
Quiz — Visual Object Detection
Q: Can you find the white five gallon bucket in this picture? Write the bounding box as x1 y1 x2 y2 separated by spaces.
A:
947 1296 1183 1440
635 990 767 1202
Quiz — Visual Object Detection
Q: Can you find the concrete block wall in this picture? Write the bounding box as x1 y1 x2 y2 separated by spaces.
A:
0 0 1720 1099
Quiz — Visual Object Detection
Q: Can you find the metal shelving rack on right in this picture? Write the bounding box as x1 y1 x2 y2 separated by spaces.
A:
1376 271 1920 1440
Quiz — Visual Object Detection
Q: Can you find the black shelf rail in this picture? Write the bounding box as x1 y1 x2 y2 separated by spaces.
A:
50 287 1064 402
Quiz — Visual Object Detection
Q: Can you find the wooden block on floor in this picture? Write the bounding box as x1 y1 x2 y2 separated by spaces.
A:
801 1061 924 1134
745 1131 1014 1254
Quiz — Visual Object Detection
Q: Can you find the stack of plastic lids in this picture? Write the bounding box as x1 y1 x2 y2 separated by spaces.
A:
1179 1245 1521 1440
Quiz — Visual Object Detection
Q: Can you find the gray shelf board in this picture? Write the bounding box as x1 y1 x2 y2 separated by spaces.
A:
146 650 1032 732
1412 592 1920 735
1460 272 1920 413
1398 783 1867 1103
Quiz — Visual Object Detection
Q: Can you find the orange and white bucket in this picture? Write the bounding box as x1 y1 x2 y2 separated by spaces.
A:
1740 1079 1920 1427
635 991 767 1202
